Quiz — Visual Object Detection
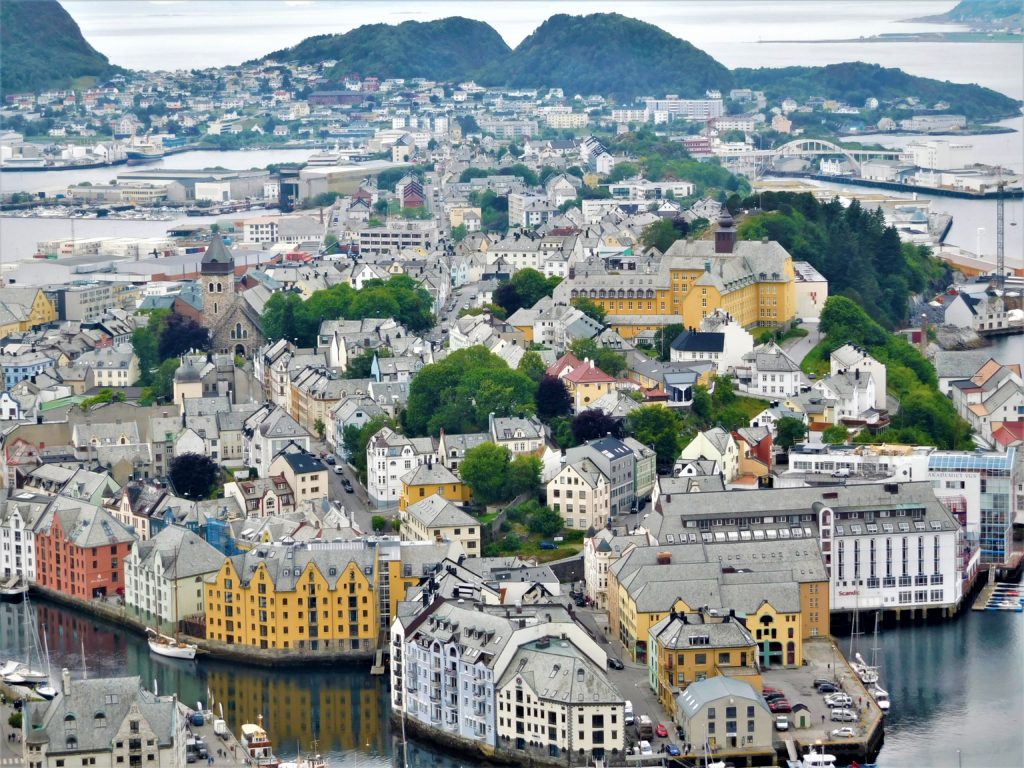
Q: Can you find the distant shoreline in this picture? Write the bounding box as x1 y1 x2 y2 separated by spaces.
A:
760 32 1022 44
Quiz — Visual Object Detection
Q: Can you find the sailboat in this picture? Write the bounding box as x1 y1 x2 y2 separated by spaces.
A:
0 573 28 602
146 536 198 660
279 738 328 768
1 595 55 698
868 611 890 713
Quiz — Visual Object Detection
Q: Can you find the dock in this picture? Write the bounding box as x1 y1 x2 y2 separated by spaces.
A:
180 704 250 767
972 581 1024 612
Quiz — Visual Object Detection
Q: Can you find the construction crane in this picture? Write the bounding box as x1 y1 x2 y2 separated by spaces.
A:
995 179 1005 292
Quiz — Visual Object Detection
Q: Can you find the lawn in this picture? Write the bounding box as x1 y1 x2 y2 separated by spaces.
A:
733 394 773 420
485 527 585 562
801 340 832 377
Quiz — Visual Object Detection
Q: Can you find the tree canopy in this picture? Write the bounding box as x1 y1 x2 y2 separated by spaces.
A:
169 453 220 499
626 405 684 474
459 442 541 505
403 346 537 436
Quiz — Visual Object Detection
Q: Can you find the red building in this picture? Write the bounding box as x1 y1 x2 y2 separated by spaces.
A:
34 502 135 599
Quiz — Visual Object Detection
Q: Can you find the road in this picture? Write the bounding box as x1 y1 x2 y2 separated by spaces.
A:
311 440 392 535
781 319 821 365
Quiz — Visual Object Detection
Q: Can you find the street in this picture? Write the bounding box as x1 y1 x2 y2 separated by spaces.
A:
311 440 392 535
781 319 821 366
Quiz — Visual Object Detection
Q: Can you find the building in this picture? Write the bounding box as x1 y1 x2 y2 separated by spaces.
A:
223 474 295 518
582 528 647 610
0 490 51 582
268 450 329 504
830 343 887 411
33 499 136 599
23 674 187 768
198 235 264 357
675 677 773 754
366 427 437 508
489 414 545 457
124 525 225 629
734 342 806 398
399 463 470 512
678 427 740 484
547 456 612 531
77 346 140 388
557 214 796 339
566 437 637 516
648 608 760 715
204 543 380 653
792 261 828 320
401 493 481 554
950 360 1023 448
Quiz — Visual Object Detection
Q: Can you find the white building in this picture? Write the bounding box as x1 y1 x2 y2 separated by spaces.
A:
0 492 50 582
366 426 436 507
547 457 612 531
124 525 225 628
792 261 829 320
583 528 647 610
830 343 887 410
735 342 806 397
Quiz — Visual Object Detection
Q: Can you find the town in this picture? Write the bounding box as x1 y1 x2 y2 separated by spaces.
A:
1 3 1023 768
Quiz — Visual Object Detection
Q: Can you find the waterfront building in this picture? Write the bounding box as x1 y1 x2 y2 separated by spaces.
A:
554 214 796 339
391 598 617 761
950 359 1024 448
204 543 380 653
33 497 135 600
124 525 225 629
648 481 971 618
0 490 51 582
675 677 773 754
401 493 481 554
23 673 187 768
648 608 761 715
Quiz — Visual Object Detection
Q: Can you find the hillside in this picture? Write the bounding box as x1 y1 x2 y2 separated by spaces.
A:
260 17 510 81
0 0 121 96
734 62 1021 121
477 13 733 99
910 0 1022 26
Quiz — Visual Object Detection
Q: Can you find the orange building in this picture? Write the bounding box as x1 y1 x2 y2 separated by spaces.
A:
34 501 135 599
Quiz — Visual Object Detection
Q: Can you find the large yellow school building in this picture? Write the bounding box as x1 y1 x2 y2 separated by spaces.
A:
559 217 796 339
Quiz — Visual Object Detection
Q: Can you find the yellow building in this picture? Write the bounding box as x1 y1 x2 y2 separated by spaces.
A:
268 450 329 504
204 546 380 652
398 463 471 512
400 493 481 554
0 287 58 339
648 609 761 715
560 215 796 339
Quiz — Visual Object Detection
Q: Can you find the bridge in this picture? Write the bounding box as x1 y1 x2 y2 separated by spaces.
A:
719 138 905 176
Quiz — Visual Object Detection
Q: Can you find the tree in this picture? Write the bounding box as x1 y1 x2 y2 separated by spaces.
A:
169 453 220 500
690 384 713 427
132 309 169 381
640 218 688 253
371 515 389 533
518 351 547 383
822 424 850 444
571 297 607 325
568 338 626 377
526 503 564 537
158 313 210 360
775 417 808 451
460 442 513 505
344 415 395 482
711 375 737 409
313 418 326 441
451 224 468 242
651 323 684 362
493 281 522 316
627 405 684 475
507 455 542 499
571 409 621 444
536 376 572 421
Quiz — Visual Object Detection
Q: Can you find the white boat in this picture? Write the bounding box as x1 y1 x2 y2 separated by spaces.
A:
240 715 281 767
147 629 197 660
853 653 880 684
2 663 48 685
870 683 891 712
0 574 28 602
279 755 327 768
787 747 838 767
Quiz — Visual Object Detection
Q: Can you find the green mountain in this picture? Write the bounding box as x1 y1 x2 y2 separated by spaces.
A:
260 17 510 81
911 0 1022 25
478 13 733 99
1 0 121 96
734 62 1020 121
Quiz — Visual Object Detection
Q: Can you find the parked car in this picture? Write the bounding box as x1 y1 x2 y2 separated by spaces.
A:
341 479 354 492
831 727 856 738
832 468 851 477
769 700 793 713
775 715 790 731
831 708 858 722
655 723 669 738
333 465 344 474
539 541 556 550
607 657 625 670
665 744 681 756
324 455 336 465
813 678 836 689
825 694 854 708
817 682 840 694
639 741 653 756
761 686 783 694
763 691 787 702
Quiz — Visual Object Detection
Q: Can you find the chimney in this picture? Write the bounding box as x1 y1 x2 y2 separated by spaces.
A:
62 668 71 695
656 551 672 565
714 211 736 254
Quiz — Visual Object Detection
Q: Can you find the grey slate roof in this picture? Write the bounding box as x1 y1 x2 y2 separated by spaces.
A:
136 525 225 580
677 677 768 720
406 494 477 529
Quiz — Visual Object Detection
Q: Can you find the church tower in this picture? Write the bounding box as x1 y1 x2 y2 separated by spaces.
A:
199 235 239 353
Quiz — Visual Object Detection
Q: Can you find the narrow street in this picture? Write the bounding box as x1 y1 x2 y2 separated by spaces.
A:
780 319 821 366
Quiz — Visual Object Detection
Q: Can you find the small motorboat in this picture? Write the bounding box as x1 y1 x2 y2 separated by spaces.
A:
146 628 197 660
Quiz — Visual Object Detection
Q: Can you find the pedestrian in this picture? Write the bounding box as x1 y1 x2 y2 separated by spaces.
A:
822 714 826 724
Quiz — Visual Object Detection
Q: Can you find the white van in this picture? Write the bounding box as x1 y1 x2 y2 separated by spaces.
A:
624 700 634 725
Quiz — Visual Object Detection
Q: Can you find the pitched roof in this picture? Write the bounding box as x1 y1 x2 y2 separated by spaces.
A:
671 330 725 354
406 494 477 529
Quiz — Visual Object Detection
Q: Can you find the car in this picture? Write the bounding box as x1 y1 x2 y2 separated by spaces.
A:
761 686 782 694
539 541 556 550
341 481 354 493
769 700 793 713
813 678 836 689
825 694 853 707
817 682 840 693
666 744 681 756
607 657 625 670
775 715 790 731
830 708 857 722
832 468 851 477
655 723 669 738
638 740 653 756
333 465 344 474
831 727 856 738
324 455 336 465
763 691 787 702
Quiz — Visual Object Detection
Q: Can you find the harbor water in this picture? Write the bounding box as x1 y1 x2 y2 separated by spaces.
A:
2 597 1021 767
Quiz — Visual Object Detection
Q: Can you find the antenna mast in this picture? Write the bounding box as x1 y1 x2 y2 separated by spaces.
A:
995 180 1005 291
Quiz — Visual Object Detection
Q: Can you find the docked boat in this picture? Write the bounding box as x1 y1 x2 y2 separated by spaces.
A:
1 660 49 685
146 628 197 660
241 715 281 767
0 574 28 602
853 653 879 685
126 142 165 164
787 747 837 767
870 683 891 713
279 754 327 768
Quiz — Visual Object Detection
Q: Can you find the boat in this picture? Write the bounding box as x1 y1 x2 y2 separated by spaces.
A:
279 751 327 768
870 683 891 712
126 141 165 164
241 715 281 767
787 746 838 767
853 653 879 685
0 574 28 602
2 662 48 685
147 628 197 660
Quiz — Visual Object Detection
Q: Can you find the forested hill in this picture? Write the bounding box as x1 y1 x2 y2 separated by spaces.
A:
734 62 1021 121
910 0 1023 25
259 17 511 81
0 0 122 96
476 13 732 100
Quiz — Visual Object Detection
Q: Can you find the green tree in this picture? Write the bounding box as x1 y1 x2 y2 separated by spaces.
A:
371 515 389 533
451 224 468 242
169 453 220 500
651 323 684 362
627 405 684 474
460 442 514 505
821 424 850 444
640 218 688 253
343 414 395 482
313 418 326 441
775 416 808 451
571 297 607 325
507 455 542 499
526 502 564 537
711 375 737 410
518 350 547 383
568 338 625 377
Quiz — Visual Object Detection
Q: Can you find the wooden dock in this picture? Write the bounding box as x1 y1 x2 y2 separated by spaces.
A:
972 581 1024 611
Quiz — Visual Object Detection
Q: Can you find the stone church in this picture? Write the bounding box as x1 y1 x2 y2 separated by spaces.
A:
199 235 264 357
